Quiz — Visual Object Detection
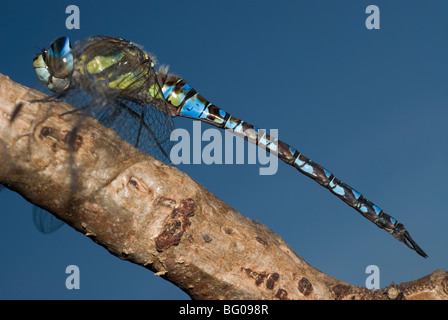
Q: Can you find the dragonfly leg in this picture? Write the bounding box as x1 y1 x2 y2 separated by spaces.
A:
101 104 122 126
114 100 173 164
135 104 145 148
30 90 68 104
59 100 102 117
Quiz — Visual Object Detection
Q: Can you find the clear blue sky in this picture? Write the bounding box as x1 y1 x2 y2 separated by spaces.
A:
0 0 447 299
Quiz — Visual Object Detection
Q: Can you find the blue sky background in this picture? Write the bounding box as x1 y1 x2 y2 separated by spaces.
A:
0 0 447 299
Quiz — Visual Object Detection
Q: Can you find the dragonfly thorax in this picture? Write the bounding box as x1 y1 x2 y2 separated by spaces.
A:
72 36 156 99
33 36 157 99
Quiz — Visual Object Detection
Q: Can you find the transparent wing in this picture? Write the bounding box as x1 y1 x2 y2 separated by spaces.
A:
25 81 175 233
99 98 174 163
32 206 65 234
49 87 174 164
1 183 64 234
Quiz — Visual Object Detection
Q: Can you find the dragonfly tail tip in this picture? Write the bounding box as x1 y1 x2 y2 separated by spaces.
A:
394 223 428 258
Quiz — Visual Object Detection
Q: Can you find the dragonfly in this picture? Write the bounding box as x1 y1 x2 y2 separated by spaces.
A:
29 35 427 258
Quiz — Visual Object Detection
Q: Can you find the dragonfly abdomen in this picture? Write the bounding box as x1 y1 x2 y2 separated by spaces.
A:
160 75 427 258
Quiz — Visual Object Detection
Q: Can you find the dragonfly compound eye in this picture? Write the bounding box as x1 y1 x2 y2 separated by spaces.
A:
45 36 74 78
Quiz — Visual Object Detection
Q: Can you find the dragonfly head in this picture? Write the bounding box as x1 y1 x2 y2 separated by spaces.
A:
33 36 74 92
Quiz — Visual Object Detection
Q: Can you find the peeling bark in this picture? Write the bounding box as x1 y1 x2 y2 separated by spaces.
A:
0 74 446 300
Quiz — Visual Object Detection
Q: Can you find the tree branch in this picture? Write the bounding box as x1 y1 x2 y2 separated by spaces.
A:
0 74 446 300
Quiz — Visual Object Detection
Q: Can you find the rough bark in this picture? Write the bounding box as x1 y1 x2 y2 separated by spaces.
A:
0 74 446 300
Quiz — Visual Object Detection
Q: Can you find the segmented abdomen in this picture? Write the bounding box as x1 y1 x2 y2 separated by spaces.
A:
160 74 427 257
